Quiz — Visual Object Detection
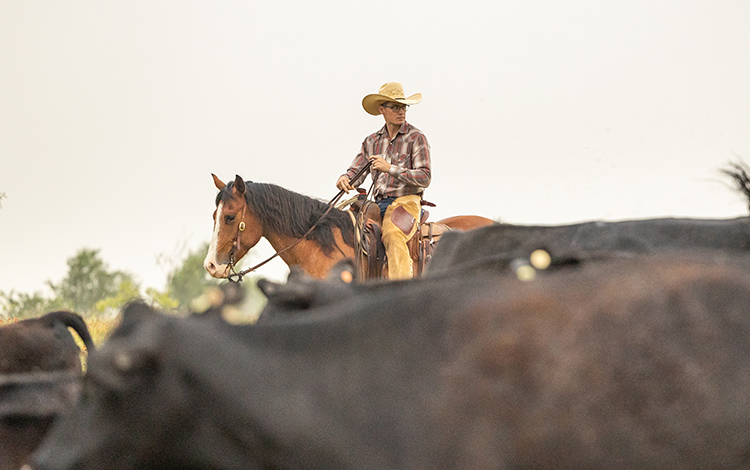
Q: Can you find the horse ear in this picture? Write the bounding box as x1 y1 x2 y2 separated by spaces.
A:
212 174 226 190
234 175 246 196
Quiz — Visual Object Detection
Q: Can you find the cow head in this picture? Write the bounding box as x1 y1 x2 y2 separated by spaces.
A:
256 261 360 320
30 303 169 469
31 301 267 470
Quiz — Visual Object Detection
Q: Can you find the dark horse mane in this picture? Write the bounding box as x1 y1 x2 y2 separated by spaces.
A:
217 181 355 256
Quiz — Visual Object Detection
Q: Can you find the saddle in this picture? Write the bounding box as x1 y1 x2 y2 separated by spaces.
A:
350 191 450 280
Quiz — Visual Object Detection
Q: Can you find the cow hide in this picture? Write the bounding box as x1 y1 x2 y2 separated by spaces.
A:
426 216 750 275
32 253 750 469
0 311 93 470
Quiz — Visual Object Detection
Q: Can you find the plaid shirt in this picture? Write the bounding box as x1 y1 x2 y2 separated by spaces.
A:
344 122 431 199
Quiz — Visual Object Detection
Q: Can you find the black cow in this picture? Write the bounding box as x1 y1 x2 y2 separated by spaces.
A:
1 311 94 470
0 310 95 374
425 162 750 276
426 216 750 275
33 253 750 469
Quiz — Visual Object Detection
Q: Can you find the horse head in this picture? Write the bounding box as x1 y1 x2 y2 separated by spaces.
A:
204 174 264 279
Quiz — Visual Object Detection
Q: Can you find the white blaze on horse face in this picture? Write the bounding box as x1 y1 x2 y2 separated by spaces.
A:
204 200 231 278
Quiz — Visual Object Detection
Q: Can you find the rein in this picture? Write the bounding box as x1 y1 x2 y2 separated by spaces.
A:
227 161 373 283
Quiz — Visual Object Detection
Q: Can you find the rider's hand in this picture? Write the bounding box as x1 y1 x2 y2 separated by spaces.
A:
369 155 391 174
336 175 353 193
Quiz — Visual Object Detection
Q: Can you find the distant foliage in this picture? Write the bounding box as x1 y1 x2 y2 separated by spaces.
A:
0 290 53 319
146 287 179 311
95 278 142 316
0 248 171 319
47 249 134 313
168 243 220 311
0 244 266 323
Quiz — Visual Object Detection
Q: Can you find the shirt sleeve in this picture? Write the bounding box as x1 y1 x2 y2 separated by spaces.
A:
390 133 431 189
343 141 371 188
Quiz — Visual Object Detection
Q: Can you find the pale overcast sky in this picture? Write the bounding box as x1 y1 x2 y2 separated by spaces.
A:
1 1 749 295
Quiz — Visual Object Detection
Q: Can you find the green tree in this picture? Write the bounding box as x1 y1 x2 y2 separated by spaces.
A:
0 290 52 319
145 287 179 311
47 248 135 314
95 278 141 315
168 243 220 310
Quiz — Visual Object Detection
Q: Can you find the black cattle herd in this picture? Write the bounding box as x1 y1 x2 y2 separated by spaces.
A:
6 167 750 469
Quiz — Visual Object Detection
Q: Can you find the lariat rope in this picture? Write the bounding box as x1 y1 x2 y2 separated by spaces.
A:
227 161 373 283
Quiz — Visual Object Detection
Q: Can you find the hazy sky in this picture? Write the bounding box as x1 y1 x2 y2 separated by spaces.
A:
2 0 749 295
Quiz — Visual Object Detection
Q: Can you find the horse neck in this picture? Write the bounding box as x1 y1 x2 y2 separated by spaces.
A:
262 231 302 257
246 190 355 278
261 233 322 277
262 225 353 279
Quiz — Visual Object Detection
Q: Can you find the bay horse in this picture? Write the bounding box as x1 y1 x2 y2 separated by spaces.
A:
203 174 495 280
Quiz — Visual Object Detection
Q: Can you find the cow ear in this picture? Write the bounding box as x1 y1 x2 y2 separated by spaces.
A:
258 275 315 309
287 265 310 283
120 301 157 326
212 173 226 190
233 175 246 196
257 278 280 298
106 301 162 347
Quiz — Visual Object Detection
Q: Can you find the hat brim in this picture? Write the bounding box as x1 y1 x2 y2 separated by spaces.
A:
362 93 422 116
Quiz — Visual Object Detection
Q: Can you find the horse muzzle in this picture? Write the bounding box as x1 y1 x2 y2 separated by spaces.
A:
204 259 231 278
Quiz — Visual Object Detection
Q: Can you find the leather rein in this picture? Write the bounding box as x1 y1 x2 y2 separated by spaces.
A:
227 161 373 283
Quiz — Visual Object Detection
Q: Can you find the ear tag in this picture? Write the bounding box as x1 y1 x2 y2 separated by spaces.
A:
239 222 246 232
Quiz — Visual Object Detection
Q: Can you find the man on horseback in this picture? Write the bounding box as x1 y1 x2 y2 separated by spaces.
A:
336 82 431 279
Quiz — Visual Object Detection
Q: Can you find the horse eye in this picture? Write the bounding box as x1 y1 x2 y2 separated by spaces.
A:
225 215 235 224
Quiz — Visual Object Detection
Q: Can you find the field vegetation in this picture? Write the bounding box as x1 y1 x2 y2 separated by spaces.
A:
0 244 268 346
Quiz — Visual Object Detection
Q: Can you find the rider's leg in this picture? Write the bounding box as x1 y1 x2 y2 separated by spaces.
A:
381 195 421 280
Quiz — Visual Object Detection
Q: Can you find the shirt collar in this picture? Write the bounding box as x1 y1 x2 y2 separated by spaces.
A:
377 121 409 137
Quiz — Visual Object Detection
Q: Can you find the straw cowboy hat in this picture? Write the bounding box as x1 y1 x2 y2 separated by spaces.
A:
362 82 422 116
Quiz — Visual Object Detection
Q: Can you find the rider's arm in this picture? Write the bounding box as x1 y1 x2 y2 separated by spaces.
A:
339 141 371 189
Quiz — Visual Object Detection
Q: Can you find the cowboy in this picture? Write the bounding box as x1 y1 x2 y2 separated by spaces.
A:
336 82 431 279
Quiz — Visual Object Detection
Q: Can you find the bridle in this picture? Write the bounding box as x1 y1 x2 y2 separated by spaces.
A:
227 202 247 278
226 162 373 283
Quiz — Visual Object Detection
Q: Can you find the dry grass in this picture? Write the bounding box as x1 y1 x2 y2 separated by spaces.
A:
81 317 120 346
